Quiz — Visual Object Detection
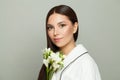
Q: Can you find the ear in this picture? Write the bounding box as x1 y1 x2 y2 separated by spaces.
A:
73 22 78 34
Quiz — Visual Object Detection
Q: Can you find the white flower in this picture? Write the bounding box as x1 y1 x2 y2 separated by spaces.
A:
43 48 65 71
42 48 65 80
50 52 61 62
52 62 60 71
43 59 49 67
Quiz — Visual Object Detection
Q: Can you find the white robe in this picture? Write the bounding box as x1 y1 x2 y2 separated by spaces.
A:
52 44 101 80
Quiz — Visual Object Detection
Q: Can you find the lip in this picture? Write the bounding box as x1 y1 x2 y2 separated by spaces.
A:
54 38 63 42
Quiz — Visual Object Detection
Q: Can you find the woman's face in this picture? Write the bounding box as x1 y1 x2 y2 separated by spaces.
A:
47 13 77 49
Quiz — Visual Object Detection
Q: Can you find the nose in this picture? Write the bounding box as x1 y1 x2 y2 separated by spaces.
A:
53 28 59 36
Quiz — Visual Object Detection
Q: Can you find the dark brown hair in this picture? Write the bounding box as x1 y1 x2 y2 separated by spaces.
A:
38 5 79 80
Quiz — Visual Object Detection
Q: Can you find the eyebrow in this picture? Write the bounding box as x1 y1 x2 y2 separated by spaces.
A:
47 21 66 27
57 21 65 25
47 24 53 27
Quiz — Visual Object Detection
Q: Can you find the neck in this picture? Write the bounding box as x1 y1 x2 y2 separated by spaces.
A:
60 41 76 55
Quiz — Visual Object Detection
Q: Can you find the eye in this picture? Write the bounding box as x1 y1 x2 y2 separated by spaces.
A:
59 24 66 28
47 26 54 31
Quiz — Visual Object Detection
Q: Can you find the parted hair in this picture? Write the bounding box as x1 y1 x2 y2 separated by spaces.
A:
38 5 79 80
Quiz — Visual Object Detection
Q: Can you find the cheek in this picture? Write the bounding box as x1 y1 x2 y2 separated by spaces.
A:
47 31 53 39
62 27 74 36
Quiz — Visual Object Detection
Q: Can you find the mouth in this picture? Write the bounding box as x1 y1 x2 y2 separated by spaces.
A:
54 38 63 42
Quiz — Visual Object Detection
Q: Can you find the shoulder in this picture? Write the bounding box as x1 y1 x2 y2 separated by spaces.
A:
72 53 97 69
74 53 101 80
75 44 98 68
79 53 98 69
80 53 96 64
61 53 101 80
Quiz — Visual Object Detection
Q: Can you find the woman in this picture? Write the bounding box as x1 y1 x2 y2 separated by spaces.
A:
38 5 101 80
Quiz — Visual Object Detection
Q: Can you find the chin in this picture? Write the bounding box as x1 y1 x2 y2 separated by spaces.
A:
54 43 65 48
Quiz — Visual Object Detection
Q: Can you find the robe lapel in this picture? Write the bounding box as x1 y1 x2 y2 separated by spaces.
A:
59 44 88 80
64 44 88 67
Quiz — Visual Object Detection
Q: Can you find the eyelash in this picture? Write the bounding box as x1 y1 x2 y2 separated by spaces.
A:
47 26 54 31
47 24 66 31
59 24 66 28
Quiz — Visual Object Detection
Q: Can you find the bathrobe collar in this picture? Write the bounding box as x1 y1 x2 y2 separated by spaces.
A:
63 44 88 69
52 44 88 80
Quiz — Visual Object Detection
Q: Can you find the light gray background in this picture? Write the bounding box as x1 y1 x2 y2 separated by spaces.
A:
0 0 120 80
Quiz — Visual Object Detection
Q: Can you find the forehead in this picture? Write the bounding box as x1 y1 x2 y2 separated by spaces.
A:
47 13 70 24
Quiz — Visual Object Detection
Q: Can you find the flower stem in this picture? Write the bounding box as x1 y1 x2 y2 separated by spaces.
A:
46 68 49 80
46 68 54 80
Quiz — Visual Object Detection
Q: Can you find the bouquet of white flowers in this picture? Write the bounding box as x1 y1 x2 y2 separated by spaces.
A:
43 48 65 80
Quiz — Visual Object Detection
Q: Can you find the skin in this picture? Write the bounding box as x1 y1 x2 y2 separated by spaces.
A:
47 13 78 55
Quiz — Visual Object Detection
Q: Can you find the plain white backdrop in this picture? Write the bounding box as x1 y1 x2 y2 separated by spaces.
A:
0 0 120 80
